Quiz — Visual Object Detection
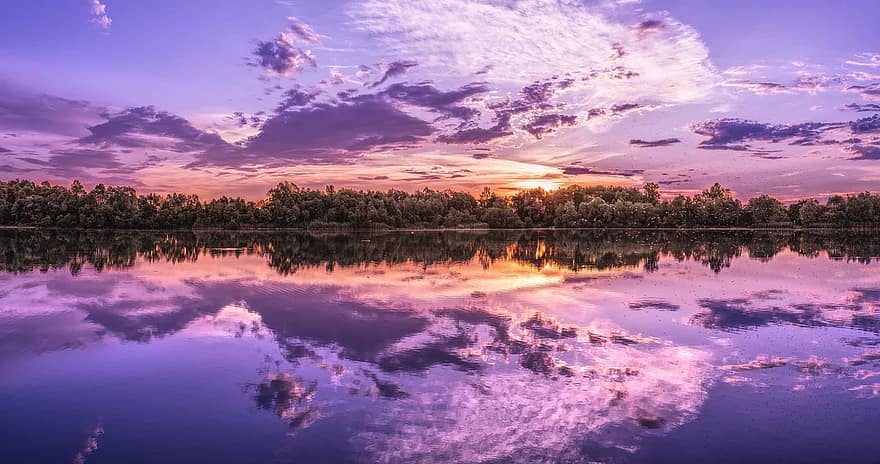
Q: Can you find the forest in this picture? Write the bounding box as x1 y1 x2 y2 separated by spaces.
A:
1 179 880 229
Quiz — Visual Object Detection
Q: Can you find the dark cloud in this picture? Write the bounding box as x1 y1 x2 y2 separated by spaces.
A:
628 299 680 311
0 164 39 174
656 177 691 186
609 103 643 114
437 122 513 144
635 19 664 32
0 146 10 154
842 103 880 112
0 84 103 136
276 87 320 112
379 81 488 120
850 114 880 134
439 77 575 144
399 167 473 182
79 106 234 153
14 148 148 184
370 61 418 88
853 287 880 304
792 75 837 93
845 83 880 100
562 166 644 177
470 151 493 159
750 152 786 160
241 96 434 163
19 148 122 172
690 118 844 150
227 111 265 129
192 81 490 166
691 297 816 331
250 33 316 77
691 288 880 333
845 144 880 160
522 113 577 139
727 80 789 94
629 138 681 148
584 103 644 122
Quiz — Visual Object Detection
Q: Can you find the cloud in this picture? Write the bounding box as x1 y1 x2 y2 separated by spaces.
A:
88 0 111 29
629 138 681 147
561 166 644 177
250 18 320 77
286 16 320 43
842 103 880 112
634 19 665 32
0 84 104 136
240 96 434 163
370 61 418 88
845 83 880 101
0 146 11 154
349 0 717 117
690 118 844 150
791 75 837 94
436 123 512 144
275 87 320 111
78 106 234 153
628 299 680 311
379 81 488 120
850 114 880 134
846 53 880 68
226 111 265 129
845 144 880 160
440 77 578 144
724 80 790 95
204 80 491 165
521 113 577 139
15 148 152 183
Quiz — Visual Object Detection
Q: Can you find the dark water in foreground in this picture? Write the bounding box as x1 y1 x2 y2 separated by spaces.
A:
1 229 879 464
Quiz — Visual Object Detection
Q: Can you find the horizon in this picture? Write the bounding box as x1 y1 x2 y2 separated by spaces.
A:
4 177 874 204
2 1 880 202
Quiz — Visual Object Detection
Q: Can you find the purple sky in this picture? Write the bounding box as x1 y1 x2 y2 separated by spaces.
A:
1 0 879 199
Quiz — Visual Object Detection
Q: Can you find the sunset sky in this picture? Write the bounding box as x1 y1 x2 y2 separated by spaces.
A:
1 0 879 200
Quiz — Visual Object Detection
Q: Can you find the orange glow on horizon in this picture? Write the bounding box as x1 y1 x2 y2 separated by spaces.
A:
515 180 562 191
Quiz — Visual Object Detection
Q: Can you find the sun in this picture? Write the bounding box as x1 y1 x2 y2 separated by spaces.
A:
515 180 561 191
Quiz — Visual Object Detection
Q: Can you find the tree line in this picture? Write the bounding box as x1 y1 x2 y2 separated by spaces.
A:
2 179 880 229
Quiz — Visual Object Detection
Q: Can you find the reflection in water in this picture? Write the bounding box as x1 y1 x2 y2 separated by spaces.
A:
2 229 880 275
1 230 880 463
72 423 103 464
691 289 880 333
250 370 320 435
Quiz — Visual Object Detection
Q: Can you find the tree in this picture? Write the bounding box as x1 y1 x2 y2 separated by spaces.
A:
746 194 788 224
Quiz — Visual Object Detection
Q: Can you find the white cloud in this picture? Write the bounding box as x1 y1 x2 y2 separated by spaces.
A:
349 0 716 97
88 0 112 29
348 0 718 138
845 52 880 68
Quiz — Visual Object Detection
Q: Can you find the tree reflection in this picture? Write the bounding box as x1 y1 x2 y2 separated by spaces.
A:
1 229 879 276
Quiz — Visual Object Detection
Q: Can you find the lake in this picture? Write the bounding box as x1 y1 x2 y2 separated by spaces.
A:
1 229 879 463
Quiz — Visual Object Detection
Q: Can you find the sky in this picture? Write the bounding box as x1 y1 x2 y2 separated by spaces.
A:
1 0 879 200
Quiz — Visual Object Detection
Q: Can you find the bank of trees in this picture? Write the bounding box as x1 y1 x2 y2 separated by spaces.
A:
1 179 880 229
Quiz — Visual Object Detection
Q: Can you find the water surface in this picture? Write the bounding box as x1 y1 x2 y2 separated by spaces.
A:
1 230 879 463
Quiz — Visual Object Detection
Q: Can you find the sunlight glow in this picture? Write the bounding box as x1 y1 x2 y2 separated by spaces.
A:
515 180 561 191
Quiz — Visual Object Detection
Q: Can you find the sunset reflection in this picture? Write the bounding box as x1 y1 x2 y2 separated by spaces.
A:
1 230 880 462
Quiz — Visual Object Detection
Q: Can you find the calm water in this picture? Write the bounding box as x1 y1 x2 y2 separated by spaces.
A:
1 230 879 463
